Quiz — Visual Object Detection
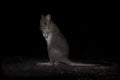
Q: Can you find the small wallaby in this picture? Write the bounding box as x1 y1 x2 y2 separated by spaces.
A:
37 14 95 66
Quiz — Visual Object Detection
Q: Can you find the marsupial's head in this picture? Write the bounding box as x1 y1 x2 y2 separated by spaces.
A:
40 14 52 38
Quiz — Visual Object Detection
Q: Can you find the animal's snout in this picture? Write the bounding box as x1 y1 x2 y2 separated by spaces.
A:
40 26 48 30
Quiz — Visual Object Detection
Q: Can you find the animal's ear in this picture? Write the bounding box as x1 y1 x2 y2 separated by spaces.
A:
46 14 51 21
41 14 44 18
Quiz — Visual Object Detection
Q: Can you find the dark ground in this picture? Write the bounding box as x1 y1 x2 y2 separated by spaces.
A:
1 57 120 80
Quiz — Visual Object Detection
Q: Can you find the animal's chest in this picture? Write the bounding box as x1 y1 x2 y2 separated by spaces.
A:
44 33 52 46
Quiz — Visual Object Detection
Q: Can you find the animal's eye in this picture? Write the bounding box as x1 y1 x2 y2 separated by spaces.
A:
44 22 47 25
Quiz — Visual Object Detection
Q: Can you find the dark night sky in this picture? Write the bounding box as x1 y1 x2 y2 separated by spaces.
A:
1 3 119 64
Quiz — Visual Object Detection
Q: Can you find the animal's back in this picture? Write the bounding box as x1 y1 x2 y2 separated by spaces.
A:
48 23 69 62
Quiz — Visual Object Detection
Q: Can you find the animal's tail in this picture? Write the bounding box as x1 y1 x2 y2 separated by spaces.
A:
60 59 96 66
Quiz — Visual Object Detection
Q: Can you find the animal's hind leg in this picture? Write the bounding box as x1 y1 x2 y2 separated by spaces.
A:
54 61 60 66
58 59 72 65
49 58 55 66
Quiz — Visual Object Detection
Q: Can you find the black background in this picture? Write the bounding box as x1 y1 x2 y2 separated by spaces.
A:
0 2 119 65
